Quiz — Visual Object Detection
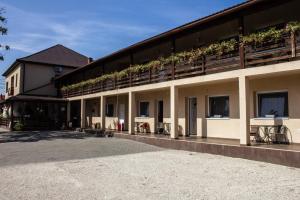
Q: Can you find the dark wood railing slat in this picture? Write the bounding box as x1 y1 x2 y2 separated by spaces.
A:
240 43 245 68
291 31 296 58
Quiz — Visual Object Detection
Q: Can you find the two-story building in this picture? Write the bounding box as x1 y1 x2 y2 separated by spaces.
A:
56 0 300 146
1 44 90 130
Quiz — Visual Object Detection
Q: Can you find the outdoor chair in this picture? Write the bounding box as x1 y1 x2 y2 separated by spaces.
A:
274 125 289 144
250 125 261 142
139 122 150 134
135 122 141 133
156 122 165 134
95 129 105 137
163 123 171 135
104 130 114 137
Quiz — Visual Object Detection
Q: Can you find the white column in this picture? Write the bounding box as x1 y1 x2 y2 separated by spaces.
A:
170 85 179 139
80 99 86 129
100 96 106 129
128 91 136 134
239 76 250 145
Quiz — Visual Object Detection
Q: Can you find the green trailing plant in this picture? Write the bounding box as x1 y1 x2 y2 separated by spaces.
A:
61 40 238 92
242 27 284 45
171 51 193 65
61 21 300 93
203 39 238 56
188 48 204 63
14 121 24 131
286 21 300 34
117 68 131 79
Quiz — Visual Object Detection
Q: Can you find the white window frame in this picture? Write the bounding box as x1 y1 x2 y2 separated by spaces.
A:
207 95 230 119
255 90 289 119
139 101 150 118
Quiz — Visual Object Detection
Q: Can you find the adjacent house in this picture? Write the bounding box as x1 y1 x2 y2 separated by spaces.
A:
56 0 300 145
1 44 90 130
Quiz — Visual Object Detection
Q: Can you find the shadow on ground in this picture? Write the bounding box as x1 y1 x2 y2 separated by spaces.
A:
0 131 164 167
0 130 95 143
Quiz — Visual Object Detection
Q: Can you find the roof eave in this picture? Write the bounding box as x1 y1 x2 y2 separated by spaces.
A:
2 61 21 77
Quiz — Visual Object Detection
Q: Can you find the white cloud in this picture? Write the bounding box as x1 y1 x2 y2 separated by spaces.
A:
0 2 159 55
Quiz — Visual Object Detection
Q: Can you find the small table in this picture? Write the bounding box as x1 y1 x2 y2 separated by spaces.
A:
258 125 282 144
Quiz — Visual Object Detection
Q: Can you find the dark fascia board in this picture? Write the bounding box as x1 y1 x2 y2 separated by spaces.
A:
3 94 68 103
2 59 78 77
56 0 264 80
17 59 79 69
2 61 20 77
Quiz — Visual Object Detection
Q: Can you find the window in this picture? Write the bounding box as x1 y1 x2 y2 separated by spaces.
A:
106 104 114 117
6 82 8 93
139 102 149 117
15 73 18 87
54 66 63 76
209 96 229 118
257 92 288 118
10 75 14 87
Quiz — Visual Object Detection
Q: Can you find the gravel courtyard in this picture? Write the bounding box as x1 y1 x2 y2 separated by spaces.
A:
0 134 299 200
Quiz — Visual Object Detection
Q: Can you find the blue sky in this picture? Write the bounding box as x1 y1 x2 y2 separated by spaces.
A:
0 0 244 90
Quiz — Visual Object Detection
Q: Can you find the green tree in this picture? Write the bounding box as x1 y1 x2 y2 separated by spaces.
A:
0 8 9 61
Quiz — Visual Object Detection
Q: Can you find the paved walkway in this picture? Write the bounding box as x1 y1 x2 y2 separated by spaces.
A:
0 135 299 200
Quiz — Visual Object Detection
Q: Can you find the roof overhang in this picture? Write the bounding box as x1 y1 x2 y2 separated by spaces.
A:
2 61 21 77
2 95 68 104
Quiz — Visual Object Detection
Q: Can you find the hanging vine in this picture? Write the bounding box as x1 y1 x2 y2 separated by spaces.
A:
61 21 300 92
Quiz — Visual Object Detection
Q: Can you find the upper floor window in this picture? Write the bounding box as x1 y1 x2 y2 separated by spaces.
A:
139 102 149 117
54 66 63 76
5 82 8 93
208 96 229 118
15 73 18 87
10 75 14 88
257 92 288 118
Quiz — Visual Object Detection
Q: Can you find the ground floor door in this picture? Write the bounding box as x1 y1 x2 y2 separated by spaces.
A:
155 100 164 133
187 97 197 136
157 101 164 123
118 103 126 130
70 101 81 128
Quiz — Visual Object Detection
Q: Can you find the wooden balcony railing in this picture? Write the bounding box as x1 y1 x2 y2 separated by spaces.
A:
0 118 10 127
62 33 300 98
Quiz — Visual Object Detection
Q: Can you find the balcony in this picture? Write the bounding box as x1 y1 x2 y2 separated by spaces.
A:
62 31 300 98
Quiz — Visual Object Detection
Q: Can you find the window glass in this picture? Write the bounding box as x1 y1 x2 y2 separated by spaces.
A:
54 67 63 76
140 102 149 117
106 104 114 117
16 74 18 87
258 92 288 117
209 96 229 118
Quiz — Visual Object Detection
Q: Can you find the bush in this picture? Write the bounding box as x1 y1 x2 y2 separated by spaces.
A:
14 121 24 131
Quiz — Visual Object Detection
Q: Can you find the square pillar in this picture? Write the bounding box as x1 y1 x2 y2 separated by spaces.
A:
170 85 179 139
10 102 14 131
67 101 71 126
128 91 136 134
239 76 250 145
100 96 106 129
80 99 86 129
